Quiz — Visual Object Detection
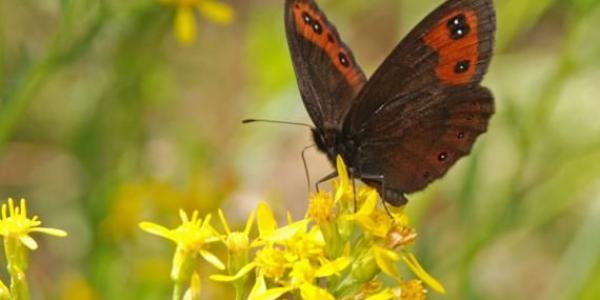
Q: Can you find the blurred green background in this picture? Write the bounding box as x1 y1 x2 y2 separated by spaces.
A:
1 0 600 299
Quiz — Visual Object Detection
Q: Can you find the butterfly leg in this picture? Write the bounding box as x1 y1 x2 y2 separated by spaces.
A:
300 144 316 193
360 173 408 216
359 173 391 216
315 172 338 192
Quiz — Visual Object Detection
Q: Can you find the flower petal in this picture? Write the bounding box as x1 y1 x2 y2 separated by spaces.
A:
244 209 256 237
373 246 402 280
316 257 351 277
365 289 394 300
175 6 197 45
262 220 309 243
254 287 294 300
30 227 67 237
401 252 446 294
299 283 335 300
217 209 231 235
200 250 226 270
19 235 38 250
210 262 257 282
335 156 350 202
197 0 235 24
139 222 175 241
257 202 277 237
183 272 201 300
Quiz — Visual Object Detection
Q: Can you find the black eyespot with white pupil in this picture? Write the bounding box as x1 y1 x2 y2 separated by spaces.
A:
438 152 448 161
312 21 322 34
447 14 470 40
339 53 349 67
302 12 311 24
454 60 470 73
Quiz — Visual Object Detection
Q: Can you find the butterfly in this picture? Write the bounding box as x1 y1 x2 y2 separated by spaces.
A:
285 0 496 206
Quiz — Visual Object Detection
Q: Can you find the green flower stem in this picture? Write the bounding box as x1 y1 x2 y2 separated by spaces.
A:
3 238 29 300
233 281 244 300
334 250 378 297
229 250 249 300
0 64 50 152
171 248 198 300
0 1 105 153
172 282 183 300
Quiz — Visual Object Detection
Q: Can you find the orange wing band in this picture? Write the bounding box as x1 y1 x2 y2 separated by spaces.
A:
423 10 479 85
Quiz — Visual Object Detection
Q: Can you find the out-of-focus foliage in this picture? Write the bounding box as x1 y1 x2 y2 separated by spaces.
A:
0 0 599 299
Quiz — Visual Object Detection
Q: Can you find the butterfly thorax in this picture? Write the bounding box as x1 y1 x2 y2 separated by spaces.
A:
312 127 359 170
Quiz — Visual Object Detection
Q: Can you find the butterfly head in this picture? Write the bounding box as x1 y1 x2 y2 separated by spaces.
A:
311 127 329 156
312 127 359 172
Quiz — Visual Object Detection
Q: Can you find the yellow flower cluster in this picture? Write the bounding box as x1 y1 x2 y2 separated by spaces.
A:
140 156 445 300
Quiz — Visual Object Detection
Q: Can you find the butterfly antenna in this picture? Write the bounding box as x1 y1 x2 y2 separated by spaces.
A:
242 119 314 129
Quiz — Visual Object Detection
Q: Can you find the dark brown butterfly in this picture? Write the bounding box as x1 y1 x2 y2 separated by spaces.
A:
285 0 496 206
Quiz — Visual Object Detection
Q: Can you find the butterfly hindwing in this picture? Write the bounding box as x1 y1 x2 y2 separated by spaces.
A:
285 0 366 129
356 86 494 205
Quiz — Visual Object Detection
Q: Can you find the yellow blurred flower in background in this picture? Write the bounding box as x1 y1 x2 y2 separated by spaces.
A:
159 0 235 45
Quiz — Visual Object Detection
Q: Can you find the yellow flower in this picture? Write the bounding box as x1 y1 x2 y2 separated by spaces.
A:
345 190 394 238
283 226 325 261
396 280 427 300
372 245 445 295
255 258 339 300
307 191 335 224
386 224 417 250
209 209 256 299
140 210 222 264
0 198 67 300
0 198 67 250
152 157 447 299
159 0 235 45
217 208 254 253
139 209 225 290
254 246 292 280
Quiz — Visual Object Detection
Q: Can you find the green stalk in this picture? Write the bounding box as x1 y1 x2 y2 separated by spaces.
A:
3 238 29 300
234 281 244 300
172 282 183 300
0 0 105 153
0 63 50 150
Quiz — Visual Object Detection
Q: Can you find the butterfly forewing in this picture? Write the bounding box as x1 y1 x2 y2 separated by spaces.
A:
344 0 495 134
285 0 367 129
